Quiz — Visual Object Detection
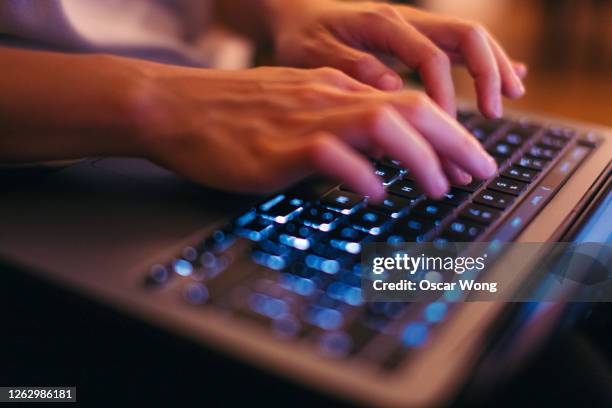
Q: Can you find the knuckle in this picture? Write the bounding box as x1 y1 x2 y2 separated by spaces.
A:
464 22 488 42
456 133 477 156
315 67 346 81
366 104 393 133
406 92 432 117
294 84 331 102
424 47 450 68
360 4 400 23
375 3 401 19
350 54 379 77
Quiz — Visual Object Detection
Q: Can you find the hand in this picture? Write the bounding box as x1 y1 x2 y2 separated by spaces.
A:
268 0 527 118
136 65 497 201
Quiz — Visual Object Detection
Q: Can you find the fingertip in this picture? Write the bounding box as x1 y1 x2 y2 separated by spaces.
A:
377 73 403 91
427 175 450 200
366 180 386 203
513 62 528 79
505 73 526 99
480 98 502 119
478 154 498 180
456 171 472 186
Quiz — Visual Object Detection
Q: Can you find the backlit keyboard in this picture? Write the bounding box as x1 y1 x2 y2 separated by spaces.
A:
144 111 599 369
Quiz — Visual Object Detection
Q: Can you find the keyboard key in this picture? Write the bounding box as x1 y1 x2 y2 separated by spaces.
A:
183 283 209 305
369 195 412 218
487 177 528 196
440 219 483 241
321 190 364 215
548 126 576 140
491 155 508 167
392 216 435 240
259 195 304 223
309 243 354 266
235 218 274 241
252 250 288 271
380 158 403 169
459 204 501 225
453 179 484 193
503 166 539 183
300 205 342 232
438 188 470 206
349 209 390 235
146 264 171 286
345 320 381 355
412 200 454 224
305 254 342 275
317 331 354 358
528 145 558 160
256 239 292 256
276 222 316 250
388 180 422 199
305 304 344 330
501 130 526 146
374 165 402 186
539 134 568 150
474 190 515 210
202 226 236 253
469 119 504 142
516 156 548 171
329 227 369 254
488 142 517 158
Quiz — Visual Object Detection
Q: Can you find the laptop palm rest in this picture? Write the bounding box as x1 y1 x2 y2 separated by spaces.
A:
0 158 256 283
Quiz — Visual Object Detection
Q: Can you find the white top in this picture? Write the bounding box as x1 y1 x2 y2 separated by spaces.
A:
0 0 253 68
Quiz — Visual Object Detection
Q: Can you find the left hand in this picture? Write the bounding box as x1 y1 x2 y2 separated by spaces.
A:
268 0 527 119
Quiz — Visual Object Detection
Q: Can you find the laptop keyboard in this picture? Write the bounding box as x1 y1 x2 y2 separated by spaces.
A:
143 111 597 369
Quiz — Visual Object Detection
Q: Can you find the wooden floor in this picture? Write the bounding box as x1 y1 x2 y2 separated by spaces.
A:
421 0 612 126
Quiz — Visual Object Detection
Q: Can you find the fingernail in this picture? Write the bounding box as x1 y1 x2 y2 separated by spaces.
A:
378 73 402 91
460 172 473 185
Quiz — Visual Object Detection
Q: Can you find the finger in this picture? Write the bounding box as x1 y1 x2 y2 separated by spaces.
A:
441 158 472 185
487 35 525 98
512 61 528 79
390 92 498 180
311 67 375 92
285 132 385 201
319 105 449 198
358 14 456 115
313 38 404 91
454 24 504 118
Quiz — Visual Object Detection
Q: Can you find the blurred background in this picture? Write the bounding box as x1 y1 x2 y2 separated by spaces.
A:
396 0 612 126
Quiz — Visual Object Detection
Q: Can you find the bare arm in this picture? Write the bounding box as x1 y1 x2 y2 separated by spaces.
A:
0 48 148 163
0 46 498 200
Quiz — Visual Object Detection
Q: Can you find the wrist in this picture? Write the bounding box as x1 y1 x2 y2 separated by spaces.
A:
108 57 182 160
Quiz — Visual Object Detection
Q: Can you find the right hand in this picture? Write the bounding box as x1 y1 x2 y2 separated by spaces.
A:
133 66 498 201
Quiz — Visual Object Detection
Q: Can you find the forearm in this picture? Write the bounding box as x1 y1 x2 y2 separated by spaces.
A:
213 0 315 46
0 48 153 163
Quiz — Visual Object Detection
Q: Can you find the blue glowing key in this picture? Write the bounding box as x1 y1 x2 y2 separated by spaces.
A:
173 259 193 277
401 322 428 347
424 301 447 323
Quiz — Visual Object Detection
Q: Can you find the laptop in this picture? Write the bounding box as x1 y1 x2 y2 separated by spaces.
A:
1 106 610 407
